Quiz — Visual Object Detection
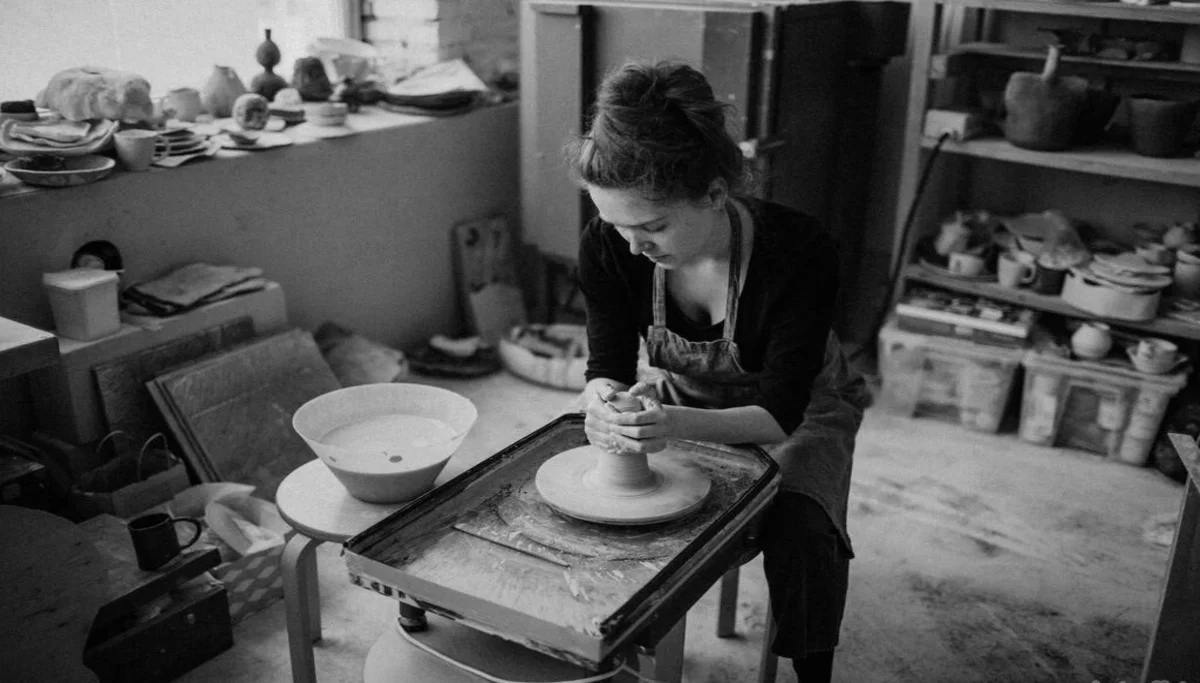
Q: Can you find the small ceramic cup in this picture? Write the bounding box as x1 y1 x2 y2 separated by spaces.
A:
164 87 204 122
948 252 986 277
997 251 1036 288
1137 337 1178 364
114 130 170 172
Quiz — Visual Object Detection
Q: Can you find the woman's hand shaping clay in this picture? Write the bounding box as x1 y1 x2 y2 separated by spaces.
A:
584 381 670 455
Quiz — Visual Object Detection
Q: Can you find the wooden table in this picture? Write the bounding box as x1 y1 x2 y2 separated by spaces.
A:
346 415 780 682
274 459 409 683
1142 434 1200 683
0 316 57 380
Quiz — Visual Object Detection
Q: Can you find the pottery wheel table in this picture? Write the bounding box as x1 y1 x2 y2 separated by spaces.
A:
344 414 780 680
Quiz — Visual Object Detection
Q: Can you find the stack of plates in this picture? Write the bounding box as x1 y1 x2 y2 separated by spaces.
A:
157 126 210 156
1083 252 1173 292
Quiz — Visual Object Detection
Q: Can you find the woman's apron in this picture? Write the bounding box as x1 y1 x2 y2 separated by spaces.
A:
644 201 870 556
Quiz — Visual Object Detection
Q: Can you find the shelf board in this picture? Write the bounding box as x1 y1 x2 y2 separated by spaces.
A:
946 42 1200 80
0 317 58 380
904 264 1200 340
921 135 1200 187
939 0 1200 25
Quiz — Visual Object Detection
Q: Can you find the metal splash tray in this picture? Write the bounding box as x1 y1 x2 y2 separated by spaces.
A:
343 413 779 668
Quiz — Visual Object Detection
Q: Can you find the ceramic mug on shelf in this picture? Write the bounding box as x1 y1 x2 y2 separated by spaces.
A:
164 87 204 122
114 130 170 172
948 252 986 277
998 251 1036 288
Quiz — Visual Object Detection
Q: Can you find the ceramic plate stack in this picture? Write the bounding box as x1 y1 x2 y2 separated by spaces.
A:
1063 252 1172 321
157 126 210 157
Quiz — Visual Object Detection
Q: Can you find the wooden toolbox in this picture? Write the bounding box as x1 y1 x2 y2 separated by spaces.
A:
80 514 234 683
344 414 779 669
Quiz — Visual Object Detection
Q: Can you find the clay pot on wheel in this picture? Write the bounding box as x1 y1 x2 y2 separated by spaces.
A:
1128 95 1200 158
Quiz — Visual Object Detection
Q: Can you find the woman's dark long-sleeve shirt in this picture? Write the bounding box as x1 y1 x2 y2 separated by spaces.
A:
579 197 840 434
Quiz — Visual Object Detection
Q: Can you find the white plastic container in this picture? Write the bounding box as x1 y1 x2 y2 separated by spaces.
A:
1018 350 1189 466
877 321 1025 432
42 268 121 341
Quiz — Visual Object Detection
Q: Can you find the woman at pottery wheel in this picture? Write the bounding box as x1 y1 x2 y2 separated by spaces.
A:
566 61 871 682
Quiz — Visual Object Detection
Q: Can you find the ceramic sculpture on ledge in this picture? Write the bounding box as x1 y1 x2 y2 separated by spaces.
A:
251 29 290 102
201 65 248 118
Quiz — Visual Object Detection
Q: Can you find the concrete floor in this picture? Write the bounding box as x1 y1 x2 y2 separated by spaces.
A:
175 371 1185 683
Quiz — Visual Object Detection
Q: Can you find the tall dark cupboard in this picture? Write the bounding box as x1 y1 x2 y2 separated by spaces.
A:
519 0 908 335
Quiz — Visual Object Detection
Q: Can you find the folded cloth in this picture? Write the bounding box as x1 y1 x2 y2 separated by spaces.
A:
8 119 93 144
127 262 264 309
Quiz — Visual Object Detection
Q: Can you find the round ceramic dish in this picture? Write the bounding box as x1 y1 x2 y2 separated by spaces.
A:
4 154 115 187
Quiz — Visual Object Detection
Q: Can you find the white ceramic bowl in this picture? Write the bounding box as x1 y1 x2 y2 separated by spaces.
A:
292 383 477 503
4 154 115 188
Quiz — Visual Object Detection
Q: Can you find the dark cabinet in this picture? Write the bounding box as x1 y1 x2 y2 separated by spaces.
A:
518 0 908 333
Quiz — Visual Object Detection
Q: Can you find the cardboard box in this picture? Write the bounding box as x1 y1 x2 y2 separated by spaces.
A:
29 282 288 445
208 530 295 623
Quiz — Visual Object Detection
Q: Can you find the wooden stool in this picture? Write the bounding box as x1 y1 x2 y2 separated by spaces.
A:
275 460 409 683
717 566 779 683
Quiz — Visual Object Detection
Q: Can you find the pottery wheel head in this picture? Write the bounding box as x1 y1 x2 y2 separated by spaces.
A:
534 445 711 526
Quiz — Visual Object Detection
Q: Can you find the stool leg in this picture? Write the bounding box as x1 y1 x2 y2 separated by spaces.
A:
305 540 322 642
759 602 778 683
282 534 322 683
717 567 739 638
651 616 687 683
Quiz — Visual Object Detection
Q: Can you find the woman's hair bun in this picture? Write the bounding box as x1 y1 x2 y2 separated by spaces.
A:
565 60 746 202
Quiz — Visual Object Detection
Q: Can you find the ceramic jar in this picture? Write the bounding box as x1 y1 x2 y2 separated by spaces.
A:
1071 322 1113 360
201 65 248 118
1174 249 1200 299
1128 95 1200 158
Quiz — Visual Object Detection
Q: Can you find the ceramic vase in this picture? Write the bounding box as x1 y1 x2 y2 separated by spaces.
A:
251 29 290 102
1128 95 1200 158
201 65 248 118
1071 322 1113 360
292 57 333 102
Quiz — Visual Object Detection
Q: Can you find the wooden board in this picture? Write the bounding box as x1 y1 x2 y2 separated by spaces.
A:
146 329 341 501
453 215 527 343
344 414 779 668
93 317 256 445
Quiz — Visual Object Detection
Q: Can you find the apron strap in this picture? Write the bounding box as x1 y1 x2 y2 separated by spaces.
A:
722 200 743 341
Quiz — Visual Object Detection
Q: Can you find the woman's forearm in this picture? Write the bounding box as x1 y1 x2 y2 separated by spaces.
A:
664 404 788 445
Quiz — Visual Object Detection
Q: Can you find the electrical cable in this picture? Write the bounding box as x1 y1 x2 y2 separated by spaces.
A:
864 131 952 349
392 620 666 683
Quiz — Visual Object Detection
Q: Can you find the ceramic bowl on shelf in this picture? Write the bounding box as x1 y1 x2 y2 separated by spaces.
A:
4 154 115 187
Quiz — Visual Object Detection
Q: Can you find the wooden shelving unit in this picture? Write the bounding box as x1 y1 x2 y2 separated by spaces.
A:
920 136 1200 186
892 0 1200 349
906 264 1200 339
942 0 1200 25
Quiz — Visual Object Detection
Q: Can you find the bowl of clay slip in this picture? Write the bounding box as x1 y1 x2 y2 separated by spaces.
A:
293 383 477 503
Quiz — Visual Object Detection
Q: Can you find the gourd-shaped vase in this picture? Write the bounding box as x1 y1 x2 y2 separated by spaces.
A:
1071 322 1112 360
250 29 289 102
201 65 248 118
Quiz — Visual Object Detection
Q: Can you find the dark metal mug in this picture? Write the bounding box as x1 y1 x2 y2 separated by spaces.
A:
127 512 202 571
